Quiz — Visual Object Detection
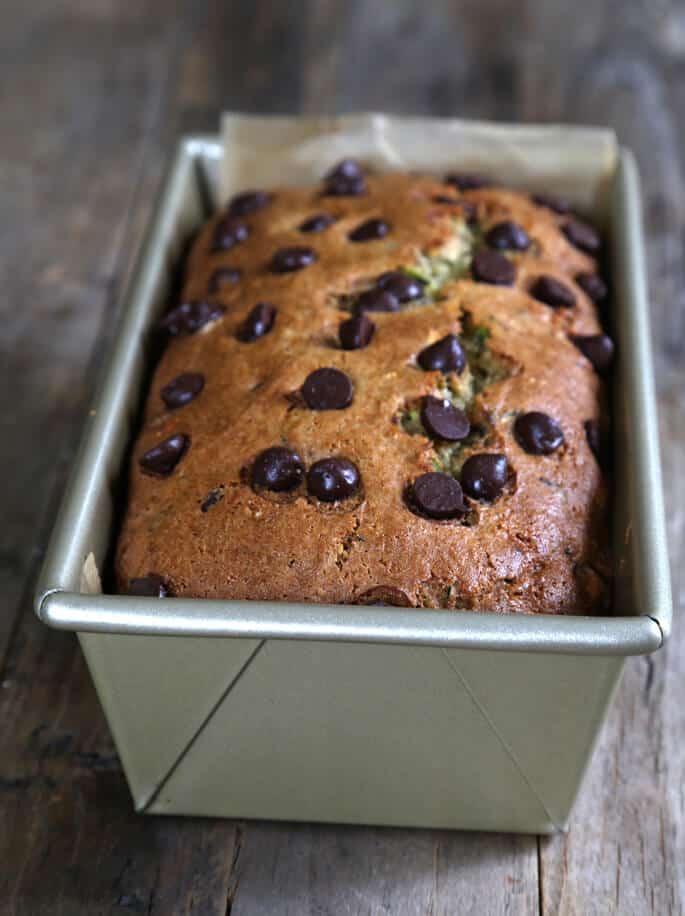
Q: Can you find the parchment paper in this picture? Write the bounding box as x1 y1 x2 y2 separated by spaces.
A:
80 551 102 595
221 113 618 218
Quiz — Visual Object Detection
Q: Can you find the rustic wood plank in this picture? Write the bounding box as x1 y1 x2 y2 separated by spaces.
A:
229 822 538 916
1 0 684 914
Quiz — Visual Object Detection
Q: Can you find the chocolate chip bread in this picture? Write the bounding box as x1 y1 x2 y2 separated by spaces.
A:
117 161 613 613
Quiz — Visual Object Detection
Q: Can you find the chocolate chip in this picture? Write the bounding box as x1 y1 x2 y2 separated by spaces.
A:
445 173 492 191
208 267 241 294
270 246 317 273
408 472 468 519
570 334 614 374
139 434 189 477
227 190 270 218
376 271 425 302
530 275 576 309
485 220 531 251
584 419 601 460
420 396 470 441
252 447 304 492
302 368 353 410
348 218 390 242
417 334 466 374
354 288 400 314
432 194 460 205
531 193 571 214
307 457 360 502
514 412 564 455
299 213 335 233
576 272 608 303
339 314 375 350
326 159 364 181
563 219 601 254
128 575 168 597
159 301 225 336
471 249 515 286
238 303 276 342
211 218 249 252
460 453 509 501
584 418 610 469
201 487 224 512
237 302 276 342
324 161 366 197
160 372 204 409
324 174 366 196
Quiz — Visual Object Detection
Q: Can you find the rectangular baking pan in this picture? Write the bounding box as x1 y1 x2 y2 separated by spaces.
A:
34 132 673 833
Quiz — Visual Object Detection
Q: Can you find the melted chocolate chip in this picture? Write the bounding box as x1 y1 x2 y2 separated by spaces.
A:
529 275 576 309
445 173 492 191
575 272 608 303
376 271 425 302
160 372 205 409
208 267 241 294
354 288 399 314
227 190 270 218
471 249 516 286
531 193 571 214
563 219 601 254
460 453 509 501
348 218 390 242
299 213 335 233
323 161 366 197
270 246 317 273
302 367 353 410
211 218 249 252
432 194 460 205
570 334 614 374
237 303 276 342
139 434 189 477
201 487 224 512
128 575 168 597
307 457 360 502
339 313 375 350
159 301 225 336
420 397 470 441
485 220 531 251
417 334 466 374
514 412 564 455
409 472 468 520
252 447 304 492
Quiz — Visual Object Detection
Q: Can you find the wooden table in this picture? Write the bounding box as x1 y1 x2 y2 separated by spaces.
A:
1 2 683 913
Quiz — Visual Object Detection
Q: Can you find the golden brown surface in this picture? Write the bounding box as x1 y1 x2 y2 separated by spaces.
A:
116 171 611 613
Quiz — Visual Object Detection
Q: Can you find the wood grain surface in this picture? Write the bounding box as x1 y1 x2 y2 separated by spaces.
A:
0 1 683 913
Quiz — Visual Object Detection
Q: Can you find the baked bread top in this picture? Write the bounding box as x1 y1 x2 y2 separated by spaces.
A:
116 162 612 613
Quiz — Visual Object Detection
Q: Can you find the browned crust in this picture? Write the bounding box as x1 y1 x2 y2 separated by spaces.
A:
116 173 610 614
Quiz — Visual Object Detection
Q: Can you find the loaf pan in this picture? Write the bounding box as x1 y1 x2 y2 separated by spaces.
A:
34 132 672 833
